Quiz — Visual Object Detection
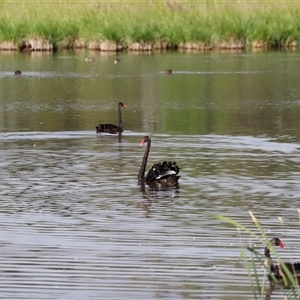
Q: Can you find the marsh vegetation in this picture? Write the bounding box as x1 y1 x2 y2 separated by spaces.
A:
1 1 300 51
217 212 300 300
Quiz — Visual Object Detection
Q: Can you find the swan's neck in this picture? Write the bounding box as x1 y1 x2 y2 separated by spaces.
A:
138 139 151 183
265 247 271 259
118 104 123 130
265 247 274 269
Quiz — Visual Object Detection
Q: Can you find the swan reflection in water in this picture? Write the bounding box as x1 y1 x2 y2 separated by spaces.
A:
265 285 275 300
139 178 180 218
118 131 122 143
140 178 179 193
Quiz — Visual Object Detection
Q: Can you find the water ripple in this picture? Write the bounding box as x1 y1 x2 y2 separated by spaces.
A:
0 133 298 299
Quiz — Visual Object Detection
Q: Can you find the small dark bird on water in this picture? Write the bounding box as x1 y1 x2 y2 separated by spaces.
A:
14 70 22 75
85 57 95 62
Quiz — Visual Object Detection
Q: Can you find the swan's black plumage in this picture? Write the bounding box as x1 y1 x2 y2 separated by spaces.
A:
265 238 300 284
145 161 180 181
96 102 126 134
138 136 180 184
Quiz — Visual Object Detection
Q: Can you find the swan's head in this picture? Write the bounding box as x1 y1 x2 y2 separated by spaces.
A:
140 136 150 146
118 102 126 108
270 238 285 249
264 237 285 258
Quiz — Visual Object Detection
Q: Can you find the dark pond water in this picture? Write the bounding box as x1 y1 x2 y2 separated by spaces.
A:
1 50 300 299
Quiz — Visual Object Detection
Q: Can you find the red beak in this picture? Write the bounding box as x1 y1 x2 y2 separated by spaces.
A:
140 138 145 146
279 241 286 249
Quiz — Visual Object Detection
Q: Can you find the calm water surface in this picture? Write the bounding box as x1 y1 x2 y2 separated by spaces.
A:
0 51 300 299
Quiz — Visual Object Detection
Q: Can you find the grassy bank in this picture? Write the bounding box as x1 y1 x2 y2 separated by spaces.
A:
1 1 300 51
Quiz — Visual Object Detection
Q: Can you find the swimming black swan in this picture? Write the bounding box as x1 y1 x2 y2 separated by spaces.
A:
138 136 180 184
96 102 126 134
265 238 300 284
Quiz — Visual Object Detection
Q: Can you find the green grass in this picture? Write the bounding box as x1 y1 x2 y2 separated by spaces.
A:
215 212 300 300
1 1 300 50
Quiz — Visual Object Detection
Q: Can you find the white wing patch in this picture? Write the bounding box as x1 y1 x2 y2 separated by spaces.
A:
156 170 176 180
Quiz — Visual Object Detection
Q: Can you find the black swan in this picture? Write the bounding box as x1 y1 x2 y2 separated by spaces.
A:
96 102 126 134
265 238 300 284
138 136 180 184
